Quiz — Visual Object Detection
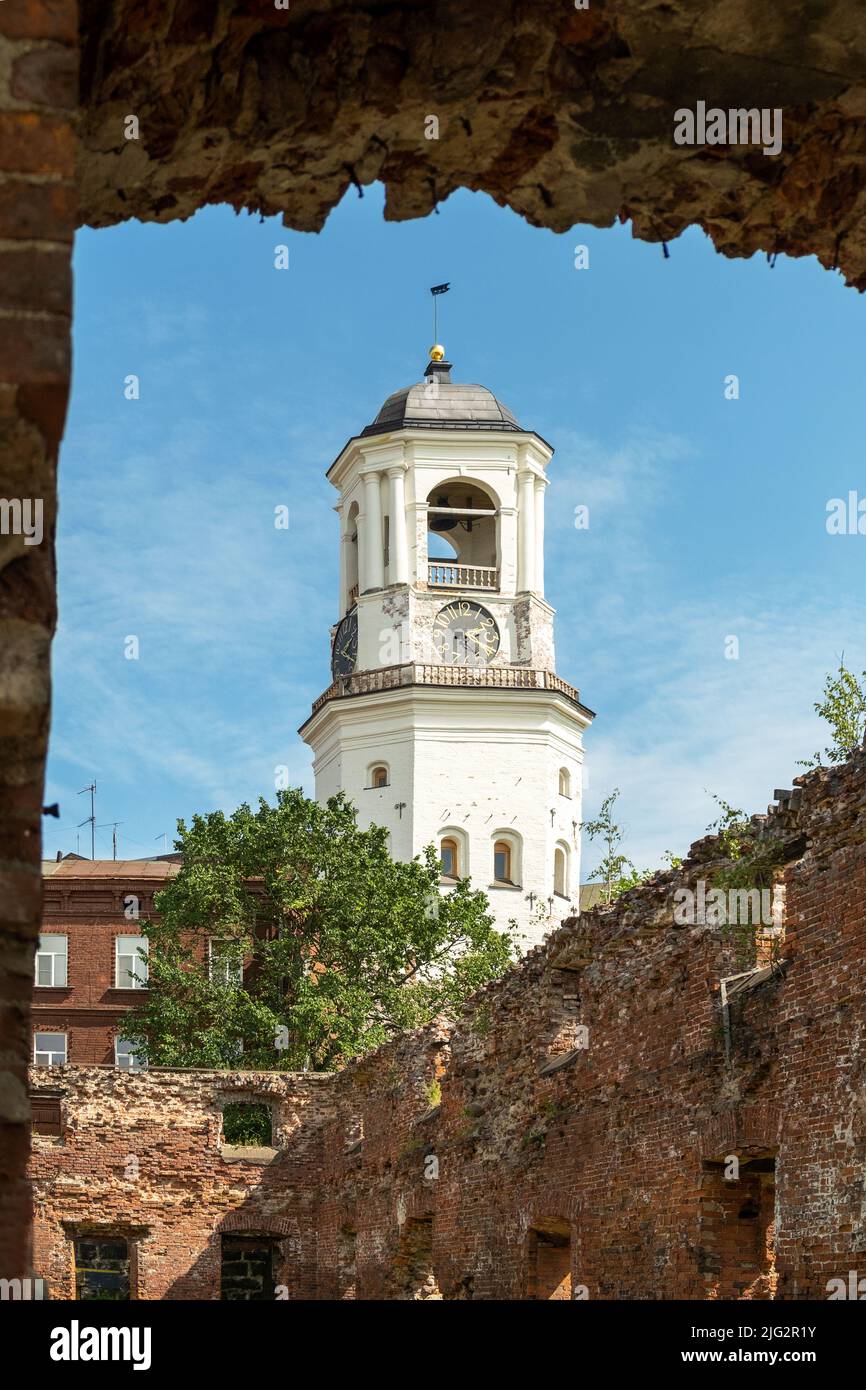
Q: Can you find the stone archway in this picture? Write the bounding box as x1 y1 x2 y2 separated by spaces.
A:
4 0 866 1282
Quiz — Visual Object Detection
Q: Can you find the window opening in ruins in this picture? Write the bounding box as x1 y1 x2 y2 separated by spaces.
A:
31 1092 62 1137
699 1152 777 1298
220 1235 278 1301
74 1235 131 1300
222 1101 273 1147
527 1219 572 1299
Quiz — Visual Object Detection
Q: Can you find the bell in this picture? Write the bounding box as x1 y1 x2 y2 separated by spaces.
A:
429 494 458 532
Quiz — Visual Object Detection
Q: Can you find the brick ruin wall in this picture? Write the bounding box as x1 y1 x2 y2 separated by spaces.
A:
28 752 866 1299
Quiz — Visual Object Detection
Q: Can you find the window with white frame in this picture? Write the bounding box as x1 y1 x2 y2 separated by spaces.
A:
440 836 459 878
558 767 571 798
35 934 68 987
209 938 243 987
493 840 513 884
34 1031 66 1067
491 830 522 887
554 845 570 898
115 1036 146 1071
115 935 148 989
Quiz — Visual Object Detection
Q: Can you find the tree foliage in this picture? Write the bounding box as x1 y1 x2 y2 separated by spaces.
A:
582 788 644 902
123 790 514 1071
583 789 681 902
799 657 866 770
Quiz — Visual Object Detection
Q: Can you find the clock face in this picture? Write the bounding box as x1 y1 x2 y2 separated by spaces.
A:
331 610 358 679
432 600 500 667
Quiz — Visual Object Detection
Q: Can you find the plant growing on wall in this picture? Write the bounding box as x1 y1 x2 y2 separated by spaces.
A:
123 789 514 1071
798 656 866 769
582 788 643 902
704 793 786 970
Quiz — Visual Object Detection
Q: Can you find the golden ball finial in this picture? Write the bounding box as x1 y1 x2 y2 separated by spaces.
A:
429 343 445 362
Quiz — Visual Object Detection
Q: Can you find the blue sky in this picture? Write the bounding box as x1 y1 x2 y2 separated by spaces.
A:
46 185 865 872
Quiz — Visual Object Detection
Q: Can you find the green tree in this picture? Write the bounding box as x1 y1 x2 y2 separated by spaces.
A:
582 789 640 902
123 789 514 1071
799 657 866 769
582 791 680 904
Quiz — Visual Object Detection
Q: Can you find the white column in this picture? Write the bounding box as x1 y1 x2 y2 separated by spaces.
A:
361 471 384 591
387 466 409 584
534 477 546 598
339 521 349 612
518 469 536 593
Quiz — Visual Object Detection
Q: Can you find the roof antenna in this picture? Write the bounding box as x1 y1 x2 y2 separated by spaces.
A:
77 781 96 860
98 821 124 860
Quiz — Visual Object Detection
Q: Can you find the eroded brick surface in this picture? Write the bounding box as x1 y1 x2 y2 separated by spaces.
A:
75 1 866 290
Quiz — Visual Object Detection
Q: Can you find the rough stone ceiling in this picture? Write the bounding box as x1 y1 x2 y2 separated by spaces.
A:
78 0 866 286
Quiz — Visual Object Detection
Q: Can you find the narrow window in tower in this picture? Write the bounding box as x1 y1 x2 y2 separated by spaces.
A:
440 838 459 879
383 514 390 571
554 846 568 898
558 767 571 798
371 766 389 789
494 841 512 884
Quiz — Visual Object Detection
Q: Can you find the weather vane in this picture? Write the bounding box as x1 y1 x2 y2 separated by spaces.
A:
430 282 450 357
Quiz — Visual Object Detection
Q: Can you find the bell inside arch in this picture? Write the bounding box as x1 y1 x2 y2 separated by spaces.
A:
429 495 459 532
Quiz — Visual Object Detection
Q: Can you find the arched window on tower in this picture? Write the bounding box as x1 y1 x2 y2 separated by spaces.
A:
558 767 571 798
440 837 459 880
493 840 512 884
491 831 522 888
371 765 389 789
426 480 499 591
554 845 570 899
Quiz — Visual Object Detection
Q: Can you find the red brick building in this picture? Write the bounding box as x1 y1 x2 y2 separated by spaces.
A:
33 858 179 1069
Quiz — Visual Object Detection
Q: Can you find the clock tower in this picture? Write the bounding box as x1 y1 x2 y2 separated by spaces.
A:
299 348 594 949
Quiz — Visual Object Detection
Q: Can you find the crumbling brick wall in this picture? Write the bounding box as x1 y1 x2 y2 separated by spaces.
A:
26 753 866 1298
0 0 77 1287
29 1067 331 1299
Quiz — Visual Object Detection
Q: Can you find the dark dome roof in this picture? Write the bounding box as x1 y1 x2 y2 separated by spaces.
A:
360 360 521 436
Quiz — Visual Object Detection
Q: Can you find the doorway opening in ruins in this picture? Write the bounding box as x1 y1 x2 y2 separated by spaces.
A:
220 1234 279 1301
527 1217 573 1300
387 1217 441 1300
700 1152 777 1299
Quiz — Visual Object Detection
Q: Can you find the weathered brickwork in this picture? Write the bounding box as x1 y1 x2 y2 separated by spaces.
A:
0 0 77 1288
30 1068 331 1300
27 753 866 1299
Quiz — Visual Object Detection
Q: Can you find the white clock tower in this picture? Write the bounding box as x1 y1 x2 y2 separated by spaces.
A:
300 348 594 949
